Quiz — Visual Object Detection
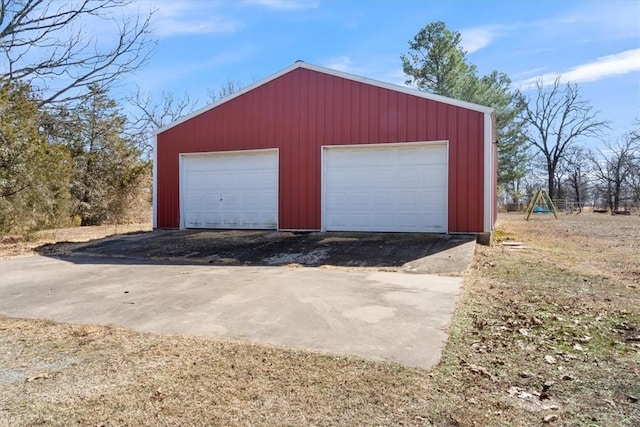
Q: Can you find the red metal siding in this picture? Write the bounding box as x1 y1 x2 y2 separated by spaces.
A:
156 67 487 232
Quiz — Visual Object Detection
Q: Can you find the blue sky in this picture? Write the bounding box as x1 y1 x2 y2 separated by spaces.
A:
128 0 640 141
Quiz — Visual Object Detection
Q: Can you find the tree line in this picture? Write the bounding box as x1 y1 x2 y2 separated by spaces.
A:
0 80 150 232
1 1 152 233
1 1 638 235
402 22 640 213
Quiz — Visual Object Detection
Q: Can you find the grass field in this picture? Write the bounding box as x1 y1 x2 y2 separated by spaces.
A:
1 213 638 426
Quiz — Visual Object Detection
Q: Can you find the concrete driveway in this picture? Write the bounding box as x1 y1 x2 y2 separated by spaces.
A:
0 233 474 369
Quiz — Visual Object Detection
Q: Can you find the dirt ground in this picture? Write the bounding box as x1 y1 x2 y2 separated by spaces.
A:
1 213 639 426
0 223 152 258
32 228 473 270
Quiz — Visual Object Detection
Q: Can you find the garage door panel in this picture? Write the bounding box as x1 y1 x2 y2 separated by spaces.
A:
388 213 420 228
422 168 447 183
182 150 278 229
373 214 395 226
395 191 421 206
330 169 370 185
324 143 447 233
326 192 348 206
395 168 421 184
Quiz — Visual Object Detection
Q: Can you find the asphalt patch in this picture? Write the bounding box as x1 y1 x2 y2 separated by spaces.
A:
43 230 474 268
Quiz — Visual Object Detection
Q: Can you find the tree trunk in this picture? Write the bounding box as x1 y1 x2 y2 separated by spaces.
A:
548 168 555 199
576 189 582 213
607 182 614 211
571 174 582 213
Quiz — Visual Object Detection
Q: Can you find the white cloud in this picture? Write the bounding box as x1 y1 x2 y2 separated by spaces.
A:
514 67 550 78
323 56 361 74
517 48 640 89
462 1 639 55
320 58 409 88
560 2 640 40
380 68 409 87
155 16 241 36
242 0 319 11
146 1 242 37
460 26 502 53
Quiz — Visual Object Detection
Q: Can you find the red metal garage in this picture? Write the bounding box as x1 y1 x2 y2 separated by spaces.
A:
154 61 497 235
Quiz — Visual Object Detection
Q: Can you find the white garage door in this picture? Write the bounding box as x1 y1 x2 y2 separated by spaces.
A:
323 143 447 232
181 149 278 229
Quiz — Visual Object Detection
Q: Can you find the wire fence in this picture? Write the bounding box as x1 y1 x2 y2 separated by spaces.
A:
501 195 639 214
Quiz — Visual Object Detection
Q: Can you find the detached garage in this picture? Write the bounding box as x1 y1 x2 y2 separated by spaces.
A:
154 61 497 235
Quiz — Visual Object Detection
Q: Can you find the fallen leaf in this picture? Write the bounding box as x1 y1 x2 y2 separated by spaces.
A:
151 388 164 401
26 373 50 382
544 355 556 364
469 363 494 380
510 387 535 400
532 316 544 326
543 414 558 423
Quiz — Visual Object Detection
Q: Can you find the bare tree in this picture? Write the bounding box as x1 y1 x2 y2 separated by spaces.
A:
127 88 198 157
519 76 607 199
629 164 640 206
0 0 155 106
630 121 640 206
206 79 245 103
562 146 591 212
129 79 248 157
589 134 639 212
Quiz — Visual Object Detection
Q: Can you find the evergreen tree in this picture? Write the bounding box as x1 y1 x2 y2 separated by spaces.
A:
50 85 150 226
401 22 473 96
401 22 527 205
0 81 72 232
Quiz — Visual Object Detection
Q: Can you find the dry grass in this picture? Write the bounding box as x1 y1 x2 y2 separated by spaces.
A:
0 223 152 258
0 319 437 426
1 213 639 426
435 212 640 426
